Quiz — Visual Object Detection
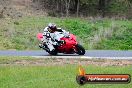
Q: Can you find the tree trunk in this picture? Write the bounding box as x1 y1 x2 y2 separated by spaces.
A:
56 0 59 11
65 0 71 17
76 0 79 17
99 0 106 17
60 0 63 17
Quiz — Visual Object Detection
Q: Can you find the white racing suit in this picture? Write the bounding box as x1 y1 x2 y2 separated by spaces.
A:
41 27 69 51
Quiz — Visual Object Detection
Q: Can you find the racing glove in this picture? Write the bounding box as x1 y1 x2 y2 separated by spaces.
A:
55 40 65 46
60 40 65 44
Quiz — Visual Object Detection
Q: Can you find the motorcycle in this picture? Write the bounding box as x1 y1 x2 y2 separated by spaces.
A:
37 32 85 55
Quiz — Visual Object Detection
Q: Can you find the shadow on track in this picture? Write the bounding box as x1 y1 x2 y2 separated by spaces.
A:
40 53 80 56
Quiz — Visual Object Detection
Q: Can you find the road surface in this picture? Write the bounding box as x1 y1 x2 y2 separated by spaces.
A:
0 50 132 59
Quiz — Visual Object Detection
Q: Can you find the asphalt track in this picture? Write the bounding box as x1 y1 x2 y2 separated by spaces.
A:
0 50 132 59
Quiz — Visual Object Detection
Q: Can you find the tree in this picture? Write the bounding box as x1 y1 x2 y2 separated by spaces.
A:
64 0 71 17
98 0 106 17
76 0 80 17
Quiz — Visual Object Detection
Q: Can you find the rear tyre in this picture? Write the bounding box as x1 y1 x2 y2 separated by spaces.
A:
41 44 57 55
49 49 58 55
76 44 85 55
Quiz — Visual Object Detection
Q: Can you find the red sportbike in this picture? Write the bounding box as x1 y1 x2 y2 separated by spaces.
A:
37 33 85 55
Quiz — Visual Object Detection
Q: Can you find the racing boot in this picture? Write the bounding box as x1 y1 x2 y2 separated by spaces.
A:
39 43 43 48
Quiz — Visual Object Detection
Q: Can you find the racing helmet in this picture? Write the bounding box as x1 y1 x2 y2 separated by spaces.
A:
48 23 57 33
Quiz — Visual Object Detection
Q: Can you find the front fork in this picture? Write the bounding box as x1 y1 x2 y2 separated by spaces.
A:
73 43 78 53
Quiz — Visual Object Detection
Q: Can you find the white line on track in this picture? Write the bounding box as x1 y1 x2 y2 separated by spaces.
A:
32 56 132 60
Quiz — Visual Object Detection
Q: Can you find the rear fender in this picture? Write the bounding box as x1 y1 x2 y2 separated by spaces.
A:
37 33 43 41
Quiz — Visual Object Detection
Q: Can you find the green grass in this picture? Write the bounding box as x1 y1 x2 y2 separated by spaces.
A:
0 16 132 50
95 20 132 50
0 65 132 88
0 56 36 64
0 56 132 88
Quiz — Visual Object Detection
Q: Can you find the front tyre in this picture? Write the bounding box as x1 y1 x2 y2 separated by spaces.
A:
76 44 85 55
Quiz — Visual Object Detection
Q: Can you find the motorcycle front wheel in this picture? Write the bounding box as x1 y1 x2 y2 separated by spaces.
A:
75 44 85 55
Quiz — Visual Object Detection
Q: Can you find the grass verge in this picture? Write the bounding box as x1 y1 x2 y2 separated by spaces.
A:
0 64 132 88
0 17 132 50
0 56 132 88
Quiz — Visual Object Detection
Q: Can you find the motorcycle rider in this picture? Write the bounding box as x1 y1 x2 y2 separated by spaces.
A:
39 23 70 52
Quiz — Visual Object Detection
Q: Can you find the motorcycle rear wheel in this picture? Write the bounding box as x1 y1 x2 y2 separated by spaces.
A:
48 49 58 55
